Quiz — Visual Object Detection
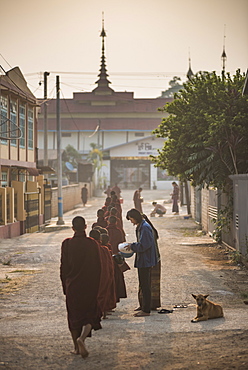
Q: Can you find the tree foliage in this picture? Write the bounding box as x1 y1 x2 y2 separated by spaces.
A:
87 143 106 189
152 70 248 189
159 76 183 98
87 143 103 172
62 144 82 167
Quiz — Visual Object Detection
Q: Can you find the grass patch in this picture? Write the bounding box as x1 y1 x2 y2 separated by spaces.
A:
181 228 203 237
0 270 41 294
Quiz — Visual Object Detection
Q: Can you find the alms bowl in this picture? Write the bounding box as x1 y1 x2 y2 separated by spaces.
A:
118 242 134 258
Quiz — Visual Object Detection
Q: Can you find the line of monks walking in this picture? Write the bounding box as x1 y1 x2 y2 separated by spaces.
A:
60 189 129 358
60 186 162 359
89 190 129 319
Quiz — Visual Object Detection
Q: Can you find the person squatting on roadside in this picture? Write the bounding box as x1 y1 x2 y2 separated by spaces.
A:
126 208 158 317
60 216 101 358
150 201 166 217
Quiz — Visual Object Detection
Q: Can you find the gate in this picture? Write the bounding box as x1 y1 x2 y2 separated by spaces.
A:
25 192 39 233
111 159 150 189
208 189 218 236
44 184 52 222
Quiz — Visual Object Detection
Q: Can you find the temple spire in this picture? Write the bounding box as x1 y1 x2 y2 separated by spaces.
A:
93 12 113 94
221 25 227 73
186 49 194 80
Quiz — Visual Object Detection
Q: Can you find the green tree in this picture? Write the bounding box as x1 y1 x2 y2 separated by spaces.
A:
87 143 105 189
152 70 248 190
159 76 183 98
62 144 82 168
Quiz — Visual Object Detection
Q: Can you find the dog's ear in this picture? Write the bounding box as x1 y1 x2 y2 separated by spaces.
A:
204 295 209 299
192 294 196 299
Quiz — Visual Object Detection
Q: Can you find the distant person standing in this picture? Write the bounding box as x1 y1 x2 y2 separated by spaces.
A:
111 183 121 199
171 182 179 215
81 184 88 207
104 185 112 197
133 187 143 213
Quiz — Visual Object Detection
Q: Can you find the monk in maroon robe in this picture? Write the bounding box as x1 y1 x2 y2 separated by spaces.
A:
89 229 116 318
111 193 122 218
111 183 121 198
106 216 127 302
60 216 101 358
102 197 111 215
92 209 108 229
109 206 124 230
106 215 126 255
133 187 143 213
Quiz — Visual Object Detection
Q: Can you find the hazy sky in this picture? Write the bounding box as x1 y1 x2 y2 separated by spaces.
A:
1 0 247 98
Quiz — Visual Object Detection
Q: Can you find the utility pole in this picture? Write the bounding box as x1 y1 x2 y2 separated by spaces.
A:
43 71 50 167
56 75 64 225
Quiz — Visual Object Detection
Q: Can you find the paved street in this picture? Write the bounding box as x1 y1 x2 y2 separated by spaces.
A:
0 189 248 369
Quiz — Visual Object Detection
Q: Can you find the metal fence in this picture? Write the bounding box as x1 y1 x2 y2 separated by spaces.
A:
24 192 39 233
44 184 51 222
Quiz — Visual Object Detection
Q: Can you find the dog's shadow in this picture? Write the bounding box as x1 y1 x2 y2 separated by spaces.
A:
192 316 225 329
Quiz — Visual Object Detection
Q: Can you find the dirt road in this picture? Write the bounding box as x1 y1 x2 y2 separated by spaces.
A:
0 189 248 369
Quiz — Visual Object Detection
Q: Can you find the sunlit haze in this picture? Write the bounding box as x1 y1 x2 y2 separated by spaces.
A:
1 0 247 99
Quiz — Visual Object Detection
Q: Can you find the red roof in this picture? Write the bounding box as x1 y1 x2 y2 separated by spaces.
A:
37 91 171 131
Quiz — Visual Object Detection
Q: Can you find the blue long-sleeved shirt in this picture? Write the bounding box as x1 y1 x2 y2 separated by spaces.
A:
130 220 158 268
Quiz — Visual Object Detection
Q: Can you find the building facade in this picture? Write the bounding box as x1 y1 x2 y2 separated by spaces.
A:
37 21 172 189
0 67 41 238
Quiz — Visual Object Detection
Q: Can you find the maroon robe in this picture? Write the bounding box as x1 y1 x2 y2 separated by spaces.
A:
112 257 127 302
60 231 102 332
106 225 127 302
106 224 126 255
92 217 108 229
111 185 121 198
114 216 124 234
113 199 122 218
133 189 143 213
97 243 116 313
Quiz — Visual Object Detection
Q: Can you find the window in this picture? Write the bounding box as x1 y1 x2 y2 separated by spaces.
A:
18 174 25 182
0 96 8 144
62 133 71 137
28 108 34 149
19 104 26 148
1 171 8 187
10 100 17 146
135 132 144 137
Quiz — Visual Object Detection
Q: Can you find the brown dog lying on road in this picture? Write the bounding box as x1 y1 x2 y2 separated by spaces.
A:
191 294 224 323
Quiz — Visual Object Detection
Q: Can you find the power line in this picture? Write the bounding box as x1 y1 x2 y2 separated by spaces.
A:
60 88 81 131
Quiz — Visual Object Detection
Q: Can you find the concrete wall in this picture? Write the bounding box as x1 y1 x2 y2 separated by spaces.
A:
50 182 93 218
0 221 21 239
201 188 209 232
230 174 248 255
12 181 25 221
191 186 196 219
